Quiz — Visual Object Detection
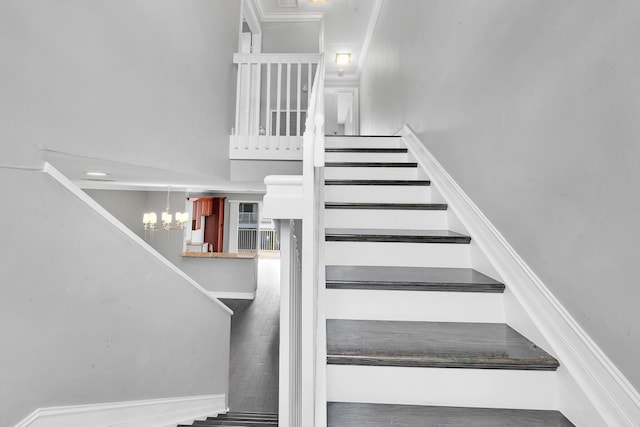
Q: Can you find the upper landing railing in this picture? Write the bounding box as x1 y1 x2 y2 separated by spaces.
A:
230 53 321 160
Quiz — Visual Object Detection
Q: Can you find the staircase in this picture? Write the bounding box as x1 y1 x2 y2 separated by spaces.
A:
322 135 575 426
178 411 278 426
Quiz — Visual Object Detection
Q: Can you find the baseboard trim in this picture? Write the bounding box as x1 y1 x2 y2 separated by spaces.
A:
211 291 256 300
15 394 227 427
400 124 640 426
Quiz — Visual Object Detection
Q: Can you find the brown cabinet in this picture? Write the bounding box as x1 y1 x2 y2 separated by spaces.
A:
191 197 225 252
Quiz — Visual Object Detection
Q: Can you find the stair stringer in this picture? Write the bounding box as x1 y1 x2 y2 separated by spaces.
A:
400 124 639 427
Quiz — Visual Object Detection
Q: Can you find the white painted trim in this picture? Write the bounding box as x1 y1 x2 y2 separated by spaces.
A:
14 394 227 427
357 0 384 77
210 291 256 300
229 136 304 160
263 175 304 219
72 180 267 194
42 162 233 316
252 0 323 23
233 52 320 65
327 365 557 410
325 288 504 323
277 0 299 8
244 0 262 35
400 125 640 426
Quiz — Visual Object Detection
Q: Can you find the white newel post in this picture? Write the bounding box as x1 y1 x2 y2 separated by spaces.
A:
263 175 304 427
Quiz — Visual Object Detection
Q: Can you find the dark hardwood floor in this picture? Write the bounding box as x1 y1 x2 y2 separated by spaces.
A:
221 258 280 413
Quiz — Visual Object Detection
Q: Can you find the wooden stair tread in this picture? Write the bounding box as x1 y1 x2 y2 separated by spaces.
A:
325 202 447 210
326 320 559 370
325 179 430 186
325 228 471 244
216 412 278 417
325 135 401 138
325 161 417 167
212 415 278 421
325 148 408 153
179 412 278 426
192 422 277 426
327 403 574 427
326 266 504 293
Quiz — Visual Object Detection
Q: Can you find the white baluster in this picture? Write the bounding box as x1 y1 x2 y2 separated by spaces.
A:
286 62 291 141
235 59 242 137
266 61 272 143
297 62 302 138
276 62 282 142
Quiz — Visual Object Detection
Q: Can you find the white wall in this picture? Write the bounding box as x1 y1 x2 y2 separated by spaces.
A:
0 3 241 422
231 160 303 181
0 0 240 180
261 22 320 53
86 190 149 238
86 189 261 295
0 170 231 426
359 0 640 390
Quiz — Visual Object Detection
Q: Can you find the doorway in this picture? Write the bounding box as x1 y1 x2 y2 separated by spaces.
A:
324 87 359 136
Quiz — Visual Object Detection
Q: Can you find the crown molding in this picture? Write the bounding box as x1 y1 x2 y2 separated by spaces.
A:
357 0 384 76
244 0 262 34
252 0 323 22
277 0 299 7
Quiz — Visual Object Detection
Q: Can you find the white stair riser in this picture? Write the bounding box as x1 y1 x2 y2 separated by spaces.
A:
325 209 448 230
325 167 418 180
325 241 471 268
325 186 431 204
325 137 404 148
326 365 558 410
325 289 505 323
325 152 409 162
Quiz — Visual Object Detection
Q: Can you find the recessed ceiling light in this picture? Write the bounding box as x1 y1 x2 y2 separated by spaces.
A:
335 53 351 65
85 171 108 177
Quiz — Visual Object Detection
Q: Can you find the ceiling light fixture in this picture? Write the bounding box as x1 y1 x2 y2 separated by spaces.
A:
85 171 108 177
335 53 351 65
143 186 189 234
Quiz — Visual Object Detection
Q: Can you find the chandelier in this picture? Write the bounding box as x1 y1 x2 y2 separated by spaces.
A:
143 187 189 231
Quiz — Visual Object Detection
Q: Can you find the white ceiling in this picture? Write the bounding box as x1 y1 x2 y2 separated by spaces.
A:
253 0 382 79
43 150 266 193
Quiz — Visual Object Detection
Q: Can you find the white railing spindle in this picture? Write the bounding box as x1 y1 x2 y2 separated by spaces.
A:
286 62 292 140
276 62 282 140
266 61 272 138
296 63 302 142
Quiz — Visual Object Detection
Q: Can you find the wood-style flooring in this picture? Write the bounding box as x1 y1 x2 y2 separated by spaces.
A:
222 258 280 413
